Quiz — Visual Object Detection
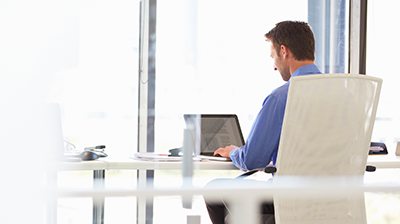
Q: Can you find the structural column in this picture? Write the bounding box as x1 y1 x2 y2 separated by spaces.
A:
138 1 157 224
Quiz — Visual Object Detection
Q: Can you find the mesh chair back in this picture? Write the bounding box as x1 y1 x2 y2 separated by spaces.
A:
274 74 382 224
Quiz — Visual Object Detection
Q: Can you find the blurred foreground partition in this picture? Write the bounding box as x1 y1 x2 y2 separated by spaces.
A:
0 102 63 223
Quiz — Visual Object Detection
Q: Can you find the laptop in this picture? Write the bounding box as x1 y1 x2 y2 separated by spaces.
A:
183 114 245 161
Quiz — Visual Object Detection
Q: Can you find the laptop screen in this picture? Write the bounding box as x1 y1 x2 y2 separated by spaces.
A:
184 114 245 156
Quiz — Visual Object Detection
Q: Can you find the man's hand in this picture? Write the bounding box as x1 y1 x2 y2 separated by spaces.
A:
214 145 239 158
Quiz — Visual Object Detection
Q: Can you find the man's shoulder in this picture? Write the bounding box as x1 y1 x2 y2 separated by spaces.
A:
262 83 289 106
271 82 289 97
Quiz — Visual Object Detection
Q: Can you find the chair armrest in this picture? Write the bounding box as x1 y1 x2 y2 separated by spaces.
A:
366 165 376 172
235 166 277 179
235 168 264 179
264 166 277 174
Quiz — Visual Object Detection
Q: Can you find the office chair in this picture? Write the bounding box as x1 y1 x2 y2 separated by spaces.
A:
235 74 382 224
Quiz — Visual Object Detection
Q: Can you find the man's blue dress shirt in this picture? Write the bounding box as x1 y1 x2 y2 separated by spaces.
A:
229 64 322 171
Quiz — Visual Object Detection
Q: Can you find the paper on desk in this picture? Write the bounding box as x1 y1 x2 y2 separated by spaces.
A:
132 152 183 162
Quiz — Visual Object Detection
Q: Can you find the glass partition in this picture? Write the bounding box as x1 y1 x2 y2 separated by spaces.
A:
366 0 400 152
44 0 140 156
1 1 140 223
155 0 349 154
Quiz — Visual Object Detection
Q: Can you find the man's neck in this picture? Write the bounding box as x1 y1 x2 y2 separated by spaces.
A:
289 60 315 75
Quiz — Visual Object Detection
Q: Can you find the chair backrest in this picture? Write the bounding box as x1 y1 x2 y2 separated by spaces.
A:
274 74 382 224
276 74 382 176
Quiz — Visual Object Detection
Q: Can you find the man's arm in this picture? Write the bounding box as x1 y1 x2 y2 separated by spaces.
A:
228 93 286 171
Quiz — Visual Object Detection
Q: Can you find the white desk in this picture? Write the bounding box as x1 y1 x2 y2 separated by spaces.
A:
57 157 238 171
366 155 400 168
57 155 400 224
57 157 239 224
58 155 400 171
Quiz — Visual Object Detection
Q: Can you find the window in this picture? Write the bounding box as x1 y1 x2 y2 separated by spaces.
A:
49 0 140 156
367 0 400 152
155 0 348 152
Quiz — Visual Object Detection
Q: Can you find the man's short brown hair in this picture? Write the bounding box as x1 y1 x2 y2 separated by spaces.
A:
265 21 315 61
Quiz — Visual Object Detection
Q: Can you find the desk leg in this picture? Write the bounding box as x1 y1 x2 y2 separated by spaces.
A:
93 170 105 224
137 170 154 224
47 171 58 224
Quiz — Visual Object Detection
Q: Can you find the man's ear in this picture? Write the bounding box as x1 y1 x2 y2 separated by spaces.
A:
280 45 290 59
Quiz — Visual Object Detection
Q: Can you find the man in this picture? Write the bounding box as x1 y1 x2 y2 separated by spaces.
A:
205 20 322 224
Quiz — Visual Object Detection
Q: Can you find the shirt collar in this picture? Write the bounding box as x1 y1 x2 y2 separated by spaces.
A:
290 64 322 80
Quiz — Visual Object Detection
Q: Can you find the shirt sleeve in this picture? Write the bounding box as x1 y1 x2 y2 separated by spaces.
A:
229 93 286 171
